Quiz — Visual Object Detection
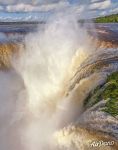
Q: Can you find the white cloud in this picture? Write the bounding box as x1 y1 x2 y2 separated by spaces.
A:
110 7 118 14
108 2 118 14
6 4 35 12
5 1 69 12
0 0 117 21
89 0 111 10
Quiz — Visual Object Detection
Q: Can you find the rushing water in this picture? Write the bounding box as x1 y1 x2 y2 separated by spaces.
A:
0 16 118 150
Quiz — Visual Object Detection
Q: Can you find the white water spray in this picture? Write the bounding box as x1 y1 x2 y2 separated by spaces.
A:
13 13 94 150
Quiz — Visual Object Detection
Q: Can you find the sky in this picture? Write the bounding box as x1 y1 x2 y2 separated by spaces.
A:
0 0 118 21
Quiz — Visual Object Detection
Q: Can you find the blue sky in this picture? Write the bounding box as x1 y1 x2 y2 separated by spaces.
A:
0 0 117 21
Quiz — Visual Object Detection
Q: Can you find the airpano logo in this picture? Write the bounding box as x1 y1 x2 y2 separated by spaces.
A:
90 140 115 147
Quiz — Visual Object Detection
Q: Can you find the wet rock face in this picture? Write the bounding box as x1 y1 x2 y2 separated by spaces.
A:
0 42 22 69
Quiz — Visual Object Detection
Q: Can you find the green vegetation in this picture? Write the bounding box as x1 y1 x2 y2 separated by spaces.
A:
84 72 118 116
78 14 118 23
94 14 118 23
102 72 118 116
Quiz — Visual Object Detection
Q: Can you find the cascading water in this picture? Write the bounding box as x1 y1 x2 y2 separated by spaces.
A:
13 14 94 150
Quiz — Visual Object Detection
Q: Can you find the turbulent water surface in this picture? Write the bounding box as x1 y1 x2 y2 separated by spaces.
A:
0 17 118 150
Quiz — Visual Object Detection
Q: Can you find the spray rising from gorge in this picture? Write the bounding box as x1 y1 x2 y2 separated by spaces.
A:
13 14 94 150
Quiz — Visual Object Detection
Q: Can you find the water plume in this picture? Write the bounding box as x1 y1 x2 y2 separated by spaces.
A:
12 13 94 150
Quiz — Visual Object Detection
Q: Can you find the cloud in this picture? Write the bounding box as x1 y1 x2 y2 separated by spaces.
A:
89 0 111 10
6 1 69 12
110 7 118 14
0 6 4 11
0 0 113 13
0 11 49 22
0 0 117 21
91 0 106 2
6 4 35 12
0 0 15 5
